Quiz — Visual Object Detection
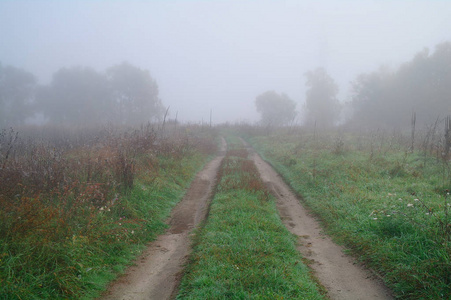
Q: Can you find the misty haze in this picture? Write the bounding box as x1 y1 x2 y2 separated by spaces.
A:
1 1 450 127
1 1 450 299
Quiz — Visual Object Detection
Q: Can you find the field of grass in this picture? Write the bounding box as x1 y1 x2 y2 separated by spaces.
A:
0 125 217 299
177 137 326 299
248 129 450 299
2 124 449 299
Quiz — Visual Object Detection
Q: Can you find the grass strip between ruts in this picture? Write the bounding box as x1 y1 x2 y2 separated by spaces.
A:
177 146 325 299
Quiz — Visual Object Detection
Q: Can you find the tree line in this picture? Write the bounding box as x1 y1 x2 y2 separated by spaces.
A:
2 42 450 129
255 41 451 129
0 62 164 128
350 42 451 129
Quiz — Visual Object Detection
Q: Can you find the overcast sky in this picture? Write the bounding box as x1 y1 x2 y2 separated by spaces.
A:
1 0 450 124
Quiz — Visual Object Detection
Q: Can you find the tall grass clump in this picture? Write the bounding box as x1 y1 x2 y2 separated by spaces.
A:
0 124 217 299
177 138 325 299
249 127 450 299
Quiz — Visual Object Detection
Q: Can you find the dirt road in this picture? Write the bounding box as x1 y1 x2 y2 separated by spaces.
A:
100 138 226 300
102 137 393 300
245 141 394 300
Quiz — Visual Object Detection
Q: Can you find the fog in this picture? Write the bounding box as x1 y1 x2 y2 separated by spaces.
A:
1 0 450 124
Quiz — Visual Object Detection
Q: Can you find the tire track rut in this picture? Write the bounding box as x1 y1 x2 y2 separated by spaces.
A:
100 138 226 300
243 139 393 300
102 137 393 300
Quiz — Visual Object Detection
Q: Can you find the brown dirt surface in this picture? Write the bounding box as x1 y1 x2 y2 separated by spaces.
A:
101 137 394 300
244 140 394 300
99 138 226 300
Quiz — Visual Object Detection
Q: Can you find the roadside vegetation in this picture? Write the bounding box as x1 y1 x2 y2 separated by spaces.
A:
247 127 450 299
0 124 217 299
177 136 326 299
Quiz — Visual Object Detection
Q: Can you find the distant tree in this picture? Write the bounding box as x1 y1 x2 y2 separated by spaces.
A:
304 68 340 127
349 42 451 128
0 63 36 127
37 66 111 125
106 62 164 125
350 67 397 128
396 43 451 124
255 91 297 127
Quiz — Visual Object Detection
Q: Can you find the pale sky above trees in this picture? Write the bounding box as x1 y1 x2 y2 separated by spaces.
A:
1 1 450 124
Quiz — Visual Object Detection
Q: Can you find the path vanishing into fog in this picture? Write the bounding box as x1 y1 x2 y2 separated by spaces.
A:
101 137 393 300
101 138 227 300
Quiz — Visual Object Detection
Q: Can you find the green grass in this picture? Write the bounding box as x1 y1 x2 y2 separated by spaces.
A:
0 146 212 299
177 144 325 299
249 132 450 299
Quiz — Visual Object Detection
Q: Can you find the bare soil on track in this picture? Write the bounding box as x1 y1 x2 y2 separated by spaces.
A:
100 138 226 300
102 138 393 300
244 141 394 300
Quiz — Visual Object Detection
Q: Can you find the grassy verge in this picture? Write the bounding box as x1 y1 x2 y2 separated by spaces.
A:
249 132 450 299
0 126 217 299
177 141 325 299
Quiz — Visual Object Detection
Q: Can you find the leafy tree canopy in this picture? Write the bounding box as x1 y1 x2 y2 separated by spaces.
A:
37 66 111 125
255 91 297 127
350 42 451 128
107 62 164 125
35 62 164 126
304 68 340 127
0 62 36 127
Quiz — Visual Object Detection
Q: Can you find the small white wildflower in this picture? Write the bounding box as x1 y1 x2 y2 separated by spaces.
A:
373 217 378 220
414 199 419 202
386 215 391 217
119 223 121 226
131 230 135 234
425 213 430 215
407 203 414 207
99 207 104 211
398 198 403 201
